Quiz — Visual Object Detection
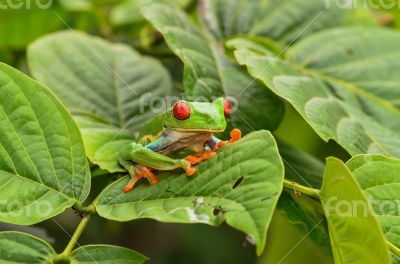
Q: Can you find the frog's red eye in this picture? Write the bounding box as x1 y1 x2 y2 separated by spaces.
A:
173 102 191 120
223 99 231 117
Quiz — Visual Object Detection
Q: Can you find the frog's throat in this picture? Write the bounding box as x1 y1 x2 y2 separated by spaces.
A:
166 127 225 133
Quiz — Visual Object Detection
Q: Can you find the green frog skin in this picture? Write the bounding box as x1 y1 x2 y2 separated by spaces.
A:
118 98 241 192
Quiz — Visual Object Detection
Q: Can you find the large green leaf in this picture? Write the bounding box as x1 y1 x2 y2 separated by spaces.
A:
28 31 172 172
320 157 391 264
347 155 400 253
233 28 400 158
0 232 148 264
199 0 377 43
0 231 55 263
0 3 66 49
0 63 90 225
28 30 171 130
96 130 284 255
142 3 284 134
71 244 148 264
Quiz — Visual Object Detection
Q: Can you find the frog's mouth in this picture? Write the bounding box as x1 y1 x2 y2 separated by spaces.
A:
167 127 225 133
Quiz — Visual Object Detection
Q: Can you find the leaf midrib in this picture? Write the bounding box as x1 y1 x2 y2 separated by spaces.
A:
315 50 400 72
0 99 43 184
0 169 73 201
50 41 117 121
296 66 400 117
17 86 61 190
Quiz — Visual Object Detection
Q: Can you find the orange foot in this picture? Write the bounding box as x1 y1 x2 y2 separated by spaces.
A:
184 150 217 177
185 151 217 165
123 165 159 193
123 184 135 193
186 166 197 176
215 128 242 150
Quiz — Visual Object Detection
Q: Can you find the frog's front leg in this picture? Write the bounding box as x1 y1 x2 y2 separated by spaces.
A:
213 128 241 149
184 129 242 165
118 143 196 192
185 150 217 165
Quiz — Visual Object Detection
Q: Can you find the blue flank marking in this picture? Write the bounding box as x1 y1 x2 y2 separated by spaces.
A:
145 144 159 151
207 136 220 149
144 133 174 152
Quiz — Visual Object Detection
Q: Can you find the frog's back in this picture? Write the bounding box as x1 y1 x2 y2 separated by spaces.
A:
138 112 166 145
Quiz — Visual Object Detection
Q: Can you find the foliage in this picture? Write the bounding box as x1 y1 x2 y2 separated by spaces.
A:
28 30 171 172
96 130 284 255
0 63 90 225
0 0 400 263
320 158 390 263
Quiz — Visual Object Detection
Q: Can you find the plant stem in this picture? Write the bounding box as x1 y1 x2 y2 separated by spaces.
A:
60 194 101 257
387 240 400 257
283 179 320 199
60 214 91 256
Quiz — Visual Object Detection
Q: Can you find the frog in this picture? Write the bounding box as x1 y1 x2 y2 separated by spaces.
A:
118 97 241 193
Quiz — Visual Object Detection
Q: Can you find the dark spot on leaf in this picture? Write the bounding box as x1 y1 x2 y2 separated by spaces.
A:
232 176 244 189
165 186 177 196
325 82 344 100
346 48 354 56
261 192 278 201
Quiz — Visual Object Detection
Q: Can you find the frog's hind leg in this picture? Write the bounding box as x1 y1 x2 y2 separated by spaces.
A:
138 166 159 185
118 159 141 193
119 144 197 193
119 160 160 193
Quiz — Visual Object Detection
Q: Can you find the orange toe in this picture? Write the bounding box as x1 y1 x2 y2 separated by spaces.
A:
198 151 217 161
123 184 134 193
230 128 241 142
149 176 159 185
217 141 227 148
206 151 217 158
185 155 202 165
186 167 197 176
141 166 153 174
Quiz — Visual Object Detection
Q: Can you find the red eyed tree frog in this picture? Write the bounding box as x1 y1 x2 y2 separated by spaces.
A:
118 97 241 193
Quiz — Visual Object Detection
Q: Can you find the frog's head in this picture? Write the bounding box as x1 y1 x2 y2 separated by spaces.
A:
163 98 230 132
